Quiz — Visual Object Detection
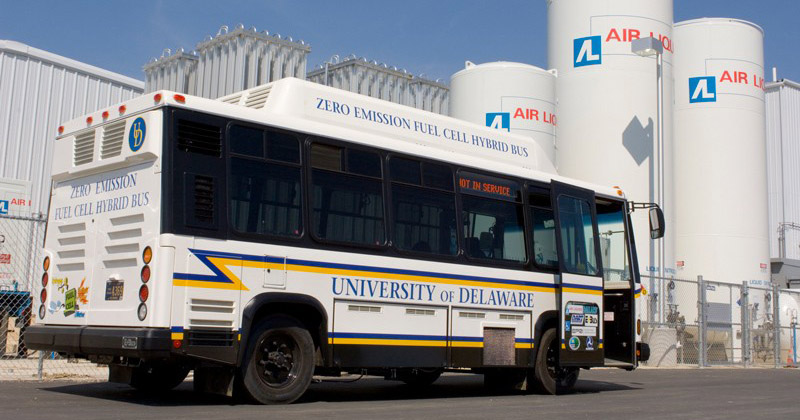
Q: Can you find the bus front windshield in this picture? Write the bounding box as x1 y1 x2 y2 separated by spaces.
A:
596 199 633 286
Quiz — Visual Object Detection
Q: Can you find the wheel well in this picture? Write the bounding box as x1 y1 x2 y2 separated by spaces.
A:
239 293 329 367
533 310 559 363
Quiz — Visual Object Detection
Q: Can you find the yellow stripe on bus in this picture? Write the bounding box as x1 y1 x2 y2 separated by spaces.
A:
562 287 603 295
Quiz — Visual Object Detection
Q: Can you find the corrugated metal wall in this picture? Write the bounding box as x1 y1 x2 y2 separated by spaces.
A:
0 40 144 215
307 56 449 115
766 80 800 259
143 49 198 94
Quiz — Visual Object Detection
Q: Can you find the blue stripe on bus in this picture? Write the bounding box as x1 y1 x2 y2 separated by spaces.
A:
561 283 604 292
285 257 557 289
329 332 447 341
176 248 560 290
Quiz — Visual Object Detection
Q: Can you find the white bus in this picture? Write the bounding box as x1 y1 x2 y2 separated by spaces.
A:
28 78 661 403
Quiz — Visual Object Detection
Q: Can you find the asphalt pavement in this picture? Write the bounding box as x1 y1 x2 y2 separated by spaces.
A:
1 368 798 419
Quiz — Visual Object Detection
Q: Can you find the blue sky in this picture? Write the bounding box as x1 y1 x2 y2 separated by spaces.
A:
2 0 799 83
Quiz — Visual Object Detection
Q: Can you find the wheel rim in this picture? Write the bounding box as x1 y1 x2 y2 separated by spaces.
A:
545 334 575 383
546 336 559 380
255 332 299 388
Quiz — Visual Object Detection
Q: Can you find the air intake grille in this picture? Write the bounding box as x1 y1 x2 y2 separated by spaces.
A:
177 119 221 157
73 130 96 166
244 85 271 109
193 175 215 223
100 120 126 159
188 329 236 347
220 93 242 104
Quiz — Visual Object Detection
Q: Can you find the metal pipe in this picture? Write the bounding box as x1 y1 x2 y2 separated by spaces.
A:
657 52 665 281
777 222 800 259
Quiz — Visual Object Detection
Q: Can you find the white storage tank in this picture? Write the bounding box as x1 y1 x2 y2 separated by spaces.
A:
673 18 770 284
449 61 558 169
546 0 675 277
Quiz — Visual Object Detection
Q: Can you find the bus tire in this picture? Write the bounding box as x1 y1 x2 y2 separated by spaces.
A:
397 368 442 386
130 363 190 392
532 328 579 395
240 315 314 404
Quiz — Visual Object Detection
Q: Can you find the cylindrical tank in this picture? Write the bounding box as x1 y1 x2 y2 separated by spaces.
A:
449 61 558 169
673 18 770 284
546 0 675 278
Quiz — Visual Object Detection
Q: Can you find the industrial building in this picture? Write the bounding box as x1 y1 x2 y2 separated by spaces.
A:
766 79 800 288
0 40 144 216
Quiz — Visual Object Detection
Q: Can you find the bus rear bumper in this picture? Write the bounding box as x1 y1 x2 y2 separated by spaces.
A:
26 325 172 359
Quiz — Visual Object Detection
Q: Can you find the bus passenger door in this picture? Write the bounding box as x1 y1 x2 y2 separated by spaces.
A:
551 181 604 367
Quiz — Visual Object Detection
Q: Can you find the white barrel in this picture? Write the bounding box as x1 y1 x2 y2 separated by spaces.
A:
673 18 769 284
449 61 558 168
547 0 675 277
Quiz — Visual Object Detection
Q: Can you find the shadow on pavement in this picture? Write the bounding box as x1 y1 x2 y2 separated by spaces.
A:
40 373 639 406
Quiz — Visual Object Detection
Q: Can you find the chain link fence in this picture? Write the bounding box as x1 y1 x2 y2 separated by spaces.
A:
0 212 105 381
640 275 800 369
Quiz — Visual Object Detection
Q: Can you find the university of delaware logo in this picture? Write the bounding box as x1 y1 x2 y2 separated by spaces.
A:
573 36 601 67
689 76 717 103
129 117 146 152
485 112 510 131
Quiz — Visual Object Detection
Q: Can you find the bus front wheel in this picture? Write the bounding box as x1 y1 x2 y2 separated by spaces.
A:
240 315 315 404
532 328 579 395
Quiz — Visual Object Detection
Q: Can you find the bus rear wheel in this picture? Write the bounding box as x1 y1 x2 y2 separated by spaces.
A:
532 328 579 395
240 316 315 404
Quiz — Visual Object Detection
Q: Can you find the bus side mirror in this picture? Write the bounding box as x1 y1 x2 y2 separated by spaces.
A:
649 207 665 239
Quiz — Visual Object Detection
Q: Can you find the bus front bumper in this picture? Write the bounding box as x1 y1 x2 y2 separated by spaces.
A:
26 325 172 359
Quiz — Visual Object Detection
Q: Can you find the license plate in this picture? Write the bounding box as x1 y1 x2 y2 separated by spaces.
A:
122 337 138 349
105 279 124 301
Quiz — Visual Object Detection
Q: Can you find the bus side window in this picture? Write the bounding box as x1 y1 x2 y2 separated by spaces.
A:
310 142 386 247
228 126 302 238
556 195 599 276
458 172 525 263
389 157 457 256
529 189 559 270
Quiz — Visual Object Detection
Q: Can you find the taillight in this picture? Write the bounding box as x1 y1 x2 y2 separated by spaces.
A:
142 247 152 264
40 288 47 303
42 273 49 287
39 304 46 320
43 257 50 271
139 284 149 302
141 265 151 283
